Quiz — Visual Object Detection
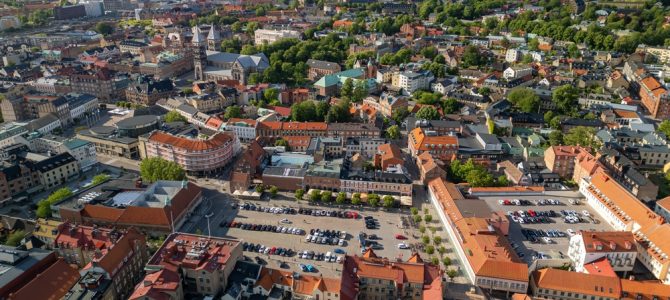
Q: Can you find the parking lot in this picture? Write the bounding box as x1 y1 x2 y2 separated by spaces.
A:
205 197 416 277
480 194 614 263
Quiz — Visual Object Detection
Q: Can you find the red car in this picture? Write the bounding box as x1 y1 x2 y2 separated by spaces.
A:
395 234 407 240
528 210 536 217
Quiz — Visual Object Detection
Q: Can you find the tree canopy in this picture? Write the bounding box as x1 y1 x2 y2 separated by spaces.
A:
140 158 187 182
552 84 580 114
507 88 540 113
36 188 73 218
564 126 601 149
165 111 187 123
415 106 440 120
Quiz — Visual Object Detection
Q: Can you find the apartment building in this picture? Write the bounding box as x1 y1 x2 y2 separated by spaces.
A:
139 233 243 297
0 163 41 202
579 170 670 284
254 29 301 45
362 93 408 118
503 66 533 80
223 118 257 142
341 249 444 300
408 127 459 161
392 70 434 95
139 131 238 175
25 152 80 190
54 224 148 299
306 59 341 81
70 68 128 103
427 178 529 295
531 268 621 300
31 136 97 171
544 146 588 179
125 77 176 106
568 231 637 274
639 76 670 120
417 152 446 184
23 94 72 127
326 123 381 142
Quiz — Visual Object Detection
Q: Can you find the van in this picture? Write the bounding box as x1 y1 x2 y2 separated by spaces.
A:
325 252 332 262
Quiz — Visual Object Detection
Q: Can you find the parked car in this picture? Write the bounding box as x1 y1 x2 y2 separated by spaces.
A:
397 243 409 249
395 234 407 240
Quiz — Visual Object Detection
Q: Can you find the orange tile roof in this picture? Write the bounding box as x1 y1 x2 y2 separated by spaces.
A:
656 196 670 211
641 76 663 91
409 128 458 151
533 268 620 298
613 109 639 119
620 279 670 300
148 131 233 152
333 20 353 28
579 231 636 253
575 151 604 179
259 121 282 130
378 143 403 163
583 256 617 277
8 259 80 300
205 116 223 129
148 233 241 273
281 122 327 131
548 145 588 157
428 178 528 282
281 136 311 147
129 268 181 300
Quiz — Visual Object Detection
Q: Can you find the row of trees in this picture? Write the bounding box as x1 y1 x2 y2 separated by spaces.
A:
295 189 396 207
290 99 351 123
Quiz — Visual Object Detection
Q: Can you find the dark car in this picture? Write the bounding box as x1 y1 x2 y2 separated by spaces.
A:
254 256 265 264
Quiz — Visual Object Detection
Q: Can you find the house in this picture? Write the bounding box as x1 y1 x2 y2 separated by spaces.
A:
417 152 446 184
531 268 621 300
431 76 458 94
408 127 459 161
392 70 434 95
544 146 588 179
639 75 670 120
503 66 533 80
567 231 636 274
307 59 341 81
374 143 403 170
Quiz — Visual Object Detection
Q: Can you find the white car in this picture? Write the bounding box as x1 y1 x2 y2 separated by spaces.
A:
498 200 505 205
336 256 343 263
542 237 552 244
338 239 345 246
567 229 575 236
280 218 291 224
305 235 312 242
397 243 409 249
581 210 591 217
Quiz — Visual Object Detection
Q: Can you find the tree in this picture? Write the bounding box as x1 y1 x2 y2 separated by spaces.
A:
424 214 433 222
351 193 361 205
544 111 555 125
528 38 539 51
139 158 186 182
415 106 440 120
421 46 438 59
90 174 110 186
466 168 495 187
352 80 368 102
368 194 379 207
552 85 580 114
321 191 332 202
295 189 304 200
564 126 601 149
410 207 419 215
382 195 394 208
433 236 442 244
548 130 564 146
447 269 458 280
275 138 289 147
431 257 440 266
36 188 73 218
315 101 330 121
5 230 25 246
497 175 509 187
443 257 452 266
263 88 279 102
461 45 483 67
269 185 279 198
413 215 422 223
507 88 540 112
309 190 321 202
426 245 435 254
95 22 113 35
255 184 265 193
549 116 562 130
487 118 495 134
291 101 318 121
441 98 461 114
165 110 187 123
386 125 400 139
658 120 670 137
336 192 347 204
340 78 354 99
392 107 410 124
223 106 242 119
422 235 430 244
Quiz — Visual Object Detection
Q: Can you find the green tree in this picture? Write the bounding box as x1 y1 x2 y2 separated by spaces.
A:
351 193 361 205
422 235 430 244
255 184 265 193
413 215 422 223
336 192 347 204
528 38 539 51
309 190 321 202
95 22 113 35
420 46 438 59
447 269 458 280
410 207 419 215
368 194 379 207
291 101 318 121
295 188 304 200
564 126 601 149
5 230 25 246
424 214 433 223
461 45 483 67
139 157 186 182
443 257 452 266
90 174 110 186
321 191 332 202
549 116 562 130
36 188 73 218
548 130 564 146
382 195 394 208
544 111 555 125
352 80 368 102
224 106 242 119
386 125 400 139
497 175 509 187
341 78 354 99
426 245 435 254
507 88 540 113
165 110 187 123
658 120 670 137
269 185 278 198
433 236 442 244
415 106 440 120
392 107 410 124
466 168 495 187
552 84 580 114
263 88 279 102
441 98 461 114
275 138 289 147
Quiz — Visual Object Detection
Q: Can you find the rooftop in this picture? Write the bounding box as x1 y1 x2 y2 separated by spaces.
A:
147 131 234 152
147 233 241 272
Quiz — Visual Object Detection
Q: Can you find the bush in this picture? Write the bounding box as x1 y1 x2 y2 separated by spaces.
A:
438 246 446 254
309 190 321 202
413 215 422 223
351 193 361 205
447 269 458 279
426 245 435 254
424 214 433 222
410 207 419 215
5 230 25 246
295 189 304 200
36 188 73 218
431 257 439 265
336 192 346 204
90 174 110 186
443 257 452 266
419 225 426 234
422 236 430 244
424 208 429 214
255 185 265 193
269 186 278 198
382 195 394 208
433 236 442 244
321 191 332 202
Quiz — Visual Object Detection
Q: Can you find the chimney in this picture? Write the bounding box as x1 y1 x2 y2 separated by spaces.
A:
609 241 616 250
624 241 632 250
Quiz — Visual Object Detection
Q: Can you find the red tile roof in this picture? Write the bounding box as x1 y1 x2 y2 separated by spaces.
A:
148 131 233 152
8 259 80 300
533 268 620 298
129 268 181 300
148 233 241 273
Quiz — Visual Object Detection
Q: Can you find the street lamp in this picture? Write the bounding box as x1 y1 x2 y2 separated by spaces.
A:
205 215 212 238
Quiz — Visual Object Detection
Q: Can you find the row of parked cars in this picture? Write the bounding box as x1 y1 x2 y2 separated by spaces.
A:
297 249 344 263
298 208 359 219
508 210 558 224
499 199 533 206
243 242 295 257
306 229 347 246
241 203 297 214
562 210 592 224
222 221 305 235
521 228 566 244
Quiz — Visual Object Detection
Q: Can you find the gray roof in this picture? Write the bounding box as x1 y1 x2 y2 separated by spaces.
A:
115 115 160 130
306 59 341 71
262 166 306 178
26 113 60 131
0 246 52 288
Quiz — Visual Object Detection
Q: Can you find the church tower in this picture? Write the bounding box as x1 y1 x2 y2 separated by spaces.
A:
207 24 221 51
192 26 206 81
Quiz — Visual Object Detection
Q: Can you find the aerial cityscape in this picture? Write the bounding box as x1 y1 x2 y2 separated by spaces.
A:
1 0 670 299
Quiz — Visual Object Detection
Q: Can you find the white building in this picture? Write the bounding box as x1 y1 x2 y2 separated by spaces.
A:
431 76 458 95
579 171 670 284
26 114 62 135
65 93 99 121
394 71 434 95
505 49 520 63
32 136 98 171
223 119 257 142
254 29 301 45
567 231 637 274
0 122 30 149
503 66 533 80
81 0 104 17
